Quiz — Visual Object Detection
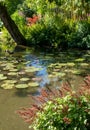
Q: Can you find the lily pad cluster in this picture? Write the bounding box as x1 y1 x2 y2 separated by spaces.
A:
0 56 41 89
48 59 90 81
0 51 90 90
0 74 7 80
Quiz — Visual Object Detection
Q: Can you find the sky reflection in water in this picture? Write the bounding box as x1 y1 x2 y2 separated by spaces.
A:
25 54 50 88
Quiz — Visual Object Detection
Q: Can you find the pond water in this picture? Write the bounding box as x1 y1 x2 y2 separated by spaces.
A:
0 49 90 130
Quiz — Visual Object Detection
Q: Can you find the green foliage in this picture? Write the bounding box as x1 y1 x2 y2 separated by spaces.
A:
26 21 72 49
33 95 90 130
18 76 90 130
0 28 16 51
1 0 90 50
68 21 90 49
16 0 90 50
18 1 36 17
11 11 26 35
5 0 23 15
20 0 49 16
21 18 90 50
33 88 90 129
27 23 57 48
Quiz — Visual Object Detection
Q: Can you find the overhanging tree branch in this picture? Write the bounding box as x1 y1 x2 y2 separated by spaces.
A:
0 2 27 46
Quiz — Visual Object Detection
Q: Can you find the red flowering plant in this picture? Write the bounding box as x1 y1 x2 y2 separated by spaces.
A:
17 76 90 130
26 15 40 26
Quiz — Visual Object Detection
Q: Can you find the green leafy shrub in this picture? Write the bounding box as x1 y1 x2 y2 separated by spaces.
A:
18 3 36 17
27 23 57 48
26 21 72 50
11 11 30 40
18 76 90 130
5 0 23 15
11 11 26 32
69 21 90 49
0 28 16 51
10 0 90 50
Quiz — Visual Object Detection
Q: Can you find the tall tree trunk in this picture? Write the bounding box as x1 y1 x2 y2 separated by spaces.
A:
0 3 27 46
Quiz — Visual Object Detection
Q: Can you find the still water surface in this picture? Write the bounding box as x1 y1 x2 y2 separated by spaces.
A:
0 49 90 130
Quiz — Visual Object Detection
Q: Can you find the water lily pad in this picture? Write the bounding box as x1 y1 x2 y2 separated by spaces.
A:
3 80 17 84
6 63 15 68
55 66 62 69
51 72 59 75
48 74 57 78
1 83 14 89
80 63 89 67
57 72 66 77
18 71 26 75
0 74 4 77
28 82 39 87
25 67 40 72
71 70 81 74
20 78 30 81
66 62 75 67
9 69 18 72
53 68 60 72
58 63 66 67
75 58 85 62
53 63 66 69
3 67 10 70
7 72 18 76
23 61 31 65
64 69 73 73
0 63 7 67
15 84 29 88
3 66 15 70
0 76 7 80
48 64 55 68
25 69 36 73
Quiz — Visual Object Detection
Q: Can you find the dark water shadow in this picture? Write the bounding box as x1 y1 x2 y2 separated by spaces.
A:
14 88 40 97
